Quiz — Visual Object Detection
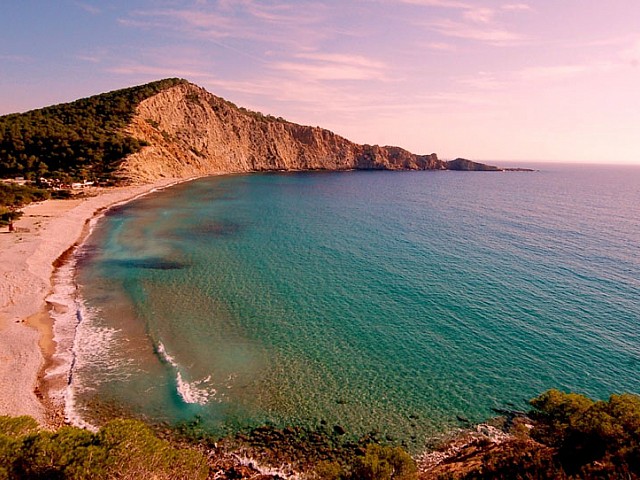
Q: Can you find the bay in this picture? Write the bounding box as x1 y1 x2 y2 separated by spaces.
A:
68 164 640 448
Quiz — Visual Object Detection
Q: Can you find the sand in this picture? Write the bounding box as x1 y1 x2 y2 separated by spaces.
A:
0 178 190 425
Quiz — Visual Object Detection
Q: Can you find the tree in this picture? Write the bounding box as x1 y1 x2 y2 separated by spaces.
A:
0 183 50 230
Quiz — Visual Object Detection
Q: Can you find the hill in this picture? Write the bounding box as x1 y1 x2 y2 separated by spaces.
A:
0 79 187 182
117 81 445 182
0 79 499 185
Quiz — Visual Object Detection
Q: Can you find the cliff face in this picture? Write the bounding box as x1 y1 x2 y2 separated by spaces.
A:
120 83 444 182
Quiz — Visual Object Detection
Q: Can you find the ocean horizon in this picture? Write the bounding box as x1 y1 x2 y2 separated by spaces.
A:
50 162 640 449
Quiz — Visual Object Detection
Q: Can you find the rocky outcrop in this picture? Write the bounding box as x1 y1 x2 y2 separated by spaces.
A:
446 158 502 171
119 83 445 183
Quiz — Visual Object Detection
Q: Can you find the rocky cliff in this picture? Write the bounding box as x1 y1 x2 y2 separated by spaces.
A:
119 83 445 183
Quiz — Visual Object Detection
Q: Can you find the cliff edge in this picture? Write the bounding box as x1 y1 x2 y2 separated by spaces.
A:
119 82 445 182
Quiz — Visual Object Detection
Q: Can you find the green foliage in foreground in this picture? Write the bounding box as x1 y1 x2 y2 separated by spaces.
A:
0 417 208 480
0 78 187 182
314 444 417 480
2 389 637 479
461 389 640 480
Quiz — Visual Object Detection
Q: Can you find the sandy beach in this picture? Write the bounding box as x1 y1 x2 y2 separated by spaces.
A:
0 178 190 425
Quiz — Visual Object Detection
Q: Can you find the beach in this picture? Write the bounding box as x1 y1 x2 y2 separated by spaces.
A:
0 178 189 425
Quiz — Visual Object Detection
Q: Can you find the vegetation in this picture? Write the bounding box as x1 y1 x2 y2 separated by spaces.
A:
2 389 638 478
0 78 187 182
0 183 50 227
207 420 418 479
459 389 640 479
0 416 207 479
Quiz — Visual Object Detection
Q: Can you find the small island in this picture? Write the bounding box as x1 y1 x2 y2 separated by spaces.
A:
447 158 535 172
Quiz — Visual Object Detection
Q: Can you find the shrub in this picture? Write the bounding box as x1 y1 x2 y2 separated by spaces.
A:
352 444 417 480
464 390 640 479
0 416 208 479
98 419 208 479
315 460 344 479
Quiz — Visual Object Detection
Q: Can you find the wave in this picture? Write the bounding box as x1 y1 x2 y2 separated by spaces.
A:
47 240 133 431
45 245 100 431
44 179 203 430
156 342 217 405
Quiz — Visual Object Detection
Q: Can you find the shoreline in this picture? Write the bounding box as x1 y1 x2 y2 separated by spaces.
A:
0 176 201 426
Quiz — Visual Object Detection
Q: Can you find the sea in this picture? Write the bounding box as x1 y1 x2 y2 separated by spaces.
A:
49 163 640 449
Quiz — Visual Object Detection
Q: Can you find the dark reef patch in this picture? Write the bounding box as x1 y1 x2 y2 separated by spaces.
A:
104 258 188 270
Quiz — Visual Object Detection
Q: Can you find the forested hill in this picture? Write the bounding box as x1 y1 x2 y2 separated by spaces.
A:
0 78 187 182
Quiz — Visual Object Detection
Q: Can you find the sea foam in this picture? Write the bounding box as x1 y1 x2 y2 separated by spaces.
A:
46 213 132 430
156 342 216 405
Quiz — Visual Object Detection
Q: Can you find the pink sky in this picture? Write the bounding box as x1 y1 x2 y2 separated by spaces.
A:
1 1 640 164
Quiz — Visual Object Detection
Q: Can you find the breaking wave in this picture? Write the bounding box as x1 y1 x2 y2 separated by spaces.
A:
156 342 216 405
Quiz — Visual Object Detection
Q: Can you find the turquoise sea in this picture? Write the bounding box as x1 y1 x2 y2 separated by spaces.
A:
64 164 640 448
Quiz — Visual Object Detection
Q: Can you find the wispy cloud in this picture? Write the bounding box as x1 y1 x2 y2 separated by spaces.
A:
396 0 468 7
0 54 32 63
456 72 509 90
424 41 458 51
74 1 102 15
273 52 388 82
453 59 618 94
228 0 324 25
75 54 102 63
518 64 593 81
395 0 529 46
120 1 328 47
429 19 524 46
462 7 494 24
119 9 233 39
501 3 532 12
108 63 214 80
620 38 640 67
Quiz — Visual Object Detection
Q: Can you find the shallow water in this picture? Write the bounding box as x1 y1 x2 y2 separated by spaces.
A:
65 164 640 447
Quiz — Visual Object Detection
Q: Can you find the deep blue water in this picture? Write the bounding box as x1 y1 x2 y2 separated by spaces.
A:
68 164 640 447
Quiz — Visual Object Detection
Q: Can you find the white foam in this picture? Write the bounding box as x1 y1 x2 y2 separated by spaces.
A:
44 246 95 430
64 381 99 432
46 248 81 402
46 242 136 430
46 179 197 429
157 342 217 405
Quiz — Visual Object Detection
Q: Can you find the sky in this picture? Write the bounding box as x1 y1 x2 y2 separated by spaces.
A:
1 1 640 164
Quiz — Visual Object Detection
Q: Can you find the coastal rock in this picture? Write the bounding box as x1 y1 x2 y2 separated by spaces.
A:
119 83 446 183
446 158 502 171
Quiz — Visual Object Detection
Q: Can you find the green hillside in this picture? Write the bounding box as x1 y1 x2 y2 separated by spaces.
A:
0 78 187 183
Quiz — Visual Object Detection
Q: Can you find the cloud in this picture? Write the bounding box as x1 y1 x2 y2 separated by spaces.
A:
105 44 228 84
120 9 233 39
273 52 388 82
501 3 532 11
232 0 324 25
456 72 509 90
396 0 469 7
429 19 524 46
518 62 616 82
395 0 528 46
462 7 494 24
108 63 211 79
120 1 328 47
424 41 458 51
74 2 102 15
0 54 32 63
453 60 618 95
75 54 102 64
621 38 640 67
